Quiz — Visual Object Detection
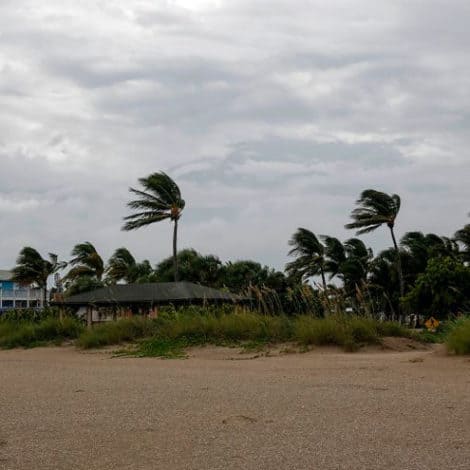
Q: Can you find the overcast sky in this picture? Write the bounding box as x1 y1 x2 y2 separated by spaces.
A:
1 0 469 272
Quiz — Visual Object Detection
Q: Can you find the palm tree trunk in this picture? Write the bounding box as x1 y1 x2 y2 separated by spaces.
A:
389 226 405 322
320 267 327 291
173 219 179 282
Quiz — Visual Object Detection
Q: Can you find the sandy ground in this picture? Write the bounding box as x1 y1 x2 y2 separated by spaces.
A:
1 344 469 470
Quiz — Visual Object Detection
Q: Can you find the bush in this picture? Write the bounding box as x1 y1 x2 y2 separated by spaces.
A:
76 317 158 348
0 317 84 349
445 317 470 355
76 311 413 355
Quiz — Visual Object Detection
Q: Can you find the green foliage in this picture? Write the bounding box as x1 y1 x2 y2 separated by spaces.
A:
67 242 105 282
0 307 63 322
403 257 470 317
137 338 188 358
345 189 401 235
154 249 222 285
64 276 105 297
76 317 158 348
0 317 83 349
75 309 413 356
123 172 185 230
106 248 153 284
445 317 470 355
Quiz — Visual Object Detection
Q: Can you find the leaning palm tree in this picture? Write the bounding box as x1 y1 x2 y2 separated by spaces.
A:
106 247 153 284
123 172 185 282
11 247 66 307
286 228 328 290
345 189 405 317
67 242 104 282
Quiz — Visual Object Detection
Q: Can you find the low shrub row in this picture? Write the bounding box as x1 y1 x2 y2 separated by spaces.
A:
77 312 412 355
0 317 84 349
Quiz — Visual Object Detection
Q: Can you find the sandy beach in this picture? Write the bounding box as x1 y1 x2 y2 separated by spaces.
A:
1 345 469 470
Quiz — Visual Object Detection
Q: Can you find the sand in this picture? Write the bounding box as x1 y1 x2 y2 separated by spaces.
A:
0 344 469 470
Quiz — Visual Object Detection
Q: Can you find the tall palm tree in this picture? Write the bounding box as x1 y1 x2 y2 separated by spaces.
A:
345 189 405 317
106 247 152 284
123 172 185 282
286 228 328 290
11 247 66 307
67 242 104 282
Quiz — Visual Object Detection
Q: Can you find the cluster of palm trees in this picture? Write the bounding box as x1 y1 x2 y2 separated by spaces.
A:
287 190 470 320
11 243 154 301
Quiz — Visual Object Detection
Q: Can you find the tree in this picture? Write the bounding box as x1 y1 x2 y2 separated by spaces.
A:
154 249 222 286
455 223 470 263
403 257 470 318
123 172 185 282
401 231 459 288
106 248 153 284
345 189 405 320
286 228 328 290
11 247 66 307
67 242 104 282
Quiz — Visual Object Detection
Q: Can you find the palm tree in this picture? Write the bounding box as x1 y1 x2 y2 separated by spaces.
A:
345 189 405 318
123 172 185 282
11 247 66 307
106 248 153 284
67 242 104 282
455 222 470 263
286 228 328 290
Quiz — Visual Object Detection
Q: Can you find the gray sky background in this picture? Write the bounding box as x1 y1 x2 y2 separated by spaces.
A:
1 0 469 272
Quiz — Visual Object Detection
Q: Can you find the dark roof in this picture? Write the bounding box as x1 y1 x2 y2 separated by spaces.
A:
54 282 242 306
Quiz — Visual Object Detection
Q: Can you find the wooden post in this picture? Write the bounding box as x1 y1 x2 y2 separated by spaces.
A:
87 306 92 329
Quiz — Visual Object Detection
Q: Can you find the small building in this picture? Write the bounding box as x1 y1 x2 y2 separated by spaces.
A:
52 281 243 324
0 270 44 311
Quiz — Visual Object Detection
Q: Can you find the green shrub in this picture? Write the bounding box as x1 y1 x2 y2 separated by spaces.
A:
72 309 413 354
0 317 84 349
76 317 158 348
293 316 349 346
445 318 470 355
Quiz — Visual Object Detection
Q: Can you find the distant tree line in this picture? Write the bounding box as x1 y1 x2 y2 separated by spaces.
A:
9 173 470 320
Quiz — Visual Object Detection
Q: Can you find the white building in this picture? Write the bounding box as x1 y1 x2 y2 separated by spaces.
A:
0 270 44 311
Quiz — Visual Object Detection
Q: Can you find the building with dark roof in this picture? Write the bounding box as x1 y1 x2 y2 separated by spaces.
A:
56 282 241 307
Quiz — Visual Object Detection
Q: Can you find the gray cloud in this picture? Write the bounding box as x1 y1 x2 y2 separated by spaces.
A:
0 0 469 271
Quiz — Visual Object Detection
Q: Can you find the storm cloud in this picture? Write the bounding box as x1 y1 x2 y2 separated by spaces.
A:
1 0 469 270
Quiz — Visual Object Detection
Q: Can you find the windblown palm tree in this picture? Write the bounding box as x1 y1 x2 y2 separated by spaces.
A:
286 228 328 290
106 247 152 284
11 247 66 307
455 223 470 263
67 242 104 282
345 189 405 316
123 172 185 282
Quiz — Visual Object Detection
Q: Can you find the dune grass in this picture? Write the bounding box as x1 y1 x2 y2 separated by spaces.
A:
0 317 84 349
75 311 413 356
445 317 470 355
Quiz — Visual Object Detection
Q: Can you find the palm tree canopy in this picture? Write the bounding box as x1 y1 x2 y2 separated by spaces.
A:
455 224 470 262
286 228 326 281
67 242 104 281
11 247 50 287
11 247 65 287
123 172 185 231
106 248 136 283
345 189 401 234
106 247 153 284
321 236 346 280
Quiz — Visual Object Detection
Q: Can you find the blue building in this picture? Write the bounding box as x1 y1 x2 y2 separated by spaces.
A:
0 270 43 311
